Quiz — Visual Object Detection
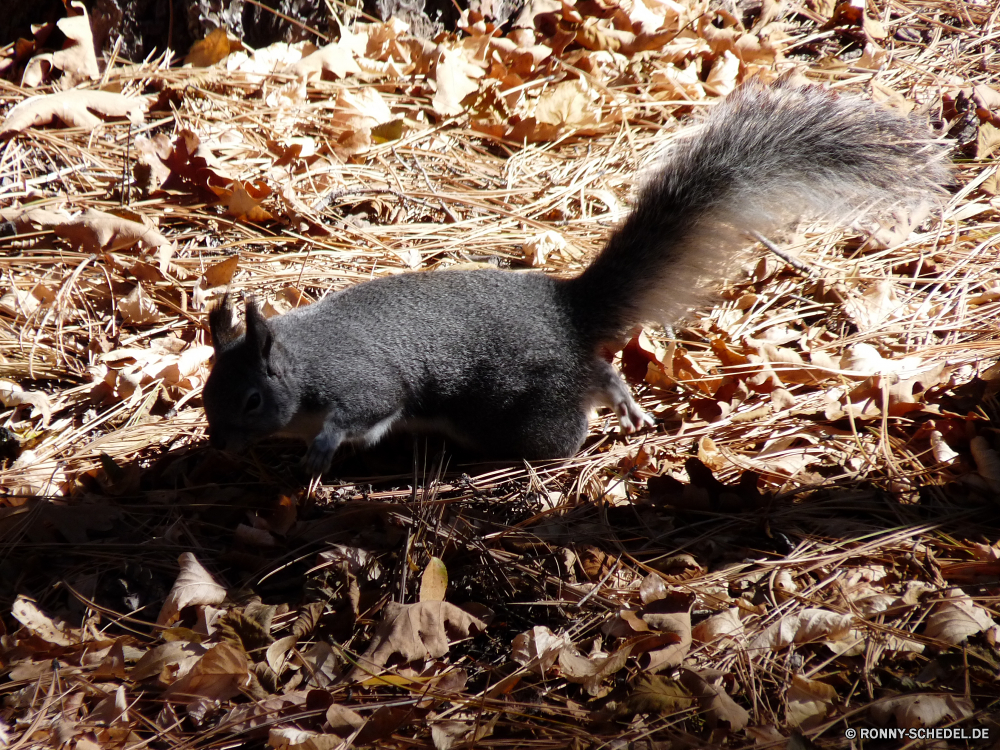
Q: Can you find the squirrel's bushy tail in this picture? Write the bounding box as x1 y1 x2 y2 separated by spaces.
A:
563 77 950 342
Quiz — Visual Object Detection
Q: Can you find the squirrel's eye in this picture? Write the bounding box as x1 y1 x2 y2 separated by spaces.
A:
245 392 262 413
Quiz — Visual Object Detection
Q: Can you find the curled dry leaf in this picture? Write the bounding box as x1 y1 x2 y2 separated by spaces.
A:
923 588 996 645
163 641 250 706
929 430 959 464
157 552 228 626
53 208 167 252
0 380 52 426
522 230 566 266
678 668 749 731
130 641 208 682
11 597 83 647
51 4 100 81
348 601 490 680
285 39 362 80
511 625 572 674
786 675 836 730
749 608 855 651
869 693 973 730
558 641 633 696
692 608 744 644
433 46 484 116
1 90 146 136
118 285 160 326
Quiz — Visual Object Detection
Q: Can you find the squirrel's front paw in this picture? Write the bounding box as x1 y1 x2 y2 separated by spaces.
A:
304 430 342 475
615 398 655 433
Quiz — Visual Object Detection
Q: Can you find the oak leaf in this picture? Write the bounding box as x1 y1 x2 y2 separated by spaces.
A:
348 601 490 680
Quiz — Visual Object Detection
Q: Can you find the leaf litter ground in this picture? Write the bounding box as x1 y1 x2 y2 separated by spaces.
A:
1 0 1000 747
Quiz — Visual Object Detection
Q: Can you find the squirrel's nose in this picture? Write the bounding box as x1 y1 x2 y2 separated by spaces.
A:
209 431 227 450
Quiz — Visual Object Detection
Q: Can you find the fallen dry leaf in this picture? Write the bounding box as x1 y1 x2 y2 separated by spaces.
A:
923 588 996 645
419 557 448 602
348 601 490 680
163 641 250 706
1 90 146 136
869 693 974 730
786 675 836 730
51 3 100 81
750 608 855 651
157 552 228 626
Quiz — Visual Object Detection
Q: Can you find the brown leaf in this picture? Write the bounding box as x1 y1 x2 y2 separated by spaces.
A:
52 208 167 252
678 668 749 731
163 641 250 705
625 675 694 715
786 675 836 730
348 601 490 680
186 28 232 67
1 90 145 136
51 3 100 81
210 180 274 222
869 693 973 730
157 552 228 626
201 255 240 289
924 588 996 645
118 285 160 326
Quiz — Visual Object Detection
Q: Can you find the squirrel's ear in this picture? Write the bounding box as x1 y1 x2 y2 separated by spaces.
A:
245 298 274 362
209 294 242 352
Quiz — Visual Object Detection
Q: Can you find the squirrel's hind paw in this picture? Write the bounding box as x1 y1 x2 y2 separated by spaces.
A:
304 428 344 475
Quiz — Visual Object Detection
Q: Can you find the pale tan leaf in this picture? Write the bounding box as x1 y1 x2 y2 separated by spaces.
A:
749 608 855 651
511 625 572 674
157 552 228 626
692 608 744 644
924 589 996 645
433 46 482 116
1 90 145 135
118 285 160 326
11 597 82 646
52 208 167 252
419 557 448 602
0 380 52 425
558 641 632 696
534 78 600 130
786 675 836 730
51 4 100 81
130 641 208 682
869 694 973 730
285 40 362 80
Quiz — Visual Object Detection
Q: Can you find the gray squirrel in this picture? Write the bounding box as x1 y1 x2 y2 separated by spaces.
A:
203 78 948 473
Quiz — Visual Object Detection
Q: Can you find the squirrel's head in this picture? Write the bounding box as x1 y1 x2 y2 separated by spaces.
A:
203 295 296 453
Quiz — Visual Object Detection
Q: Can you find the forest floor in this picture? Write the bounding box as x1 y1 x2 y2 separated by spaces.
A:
1 0 1000 747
